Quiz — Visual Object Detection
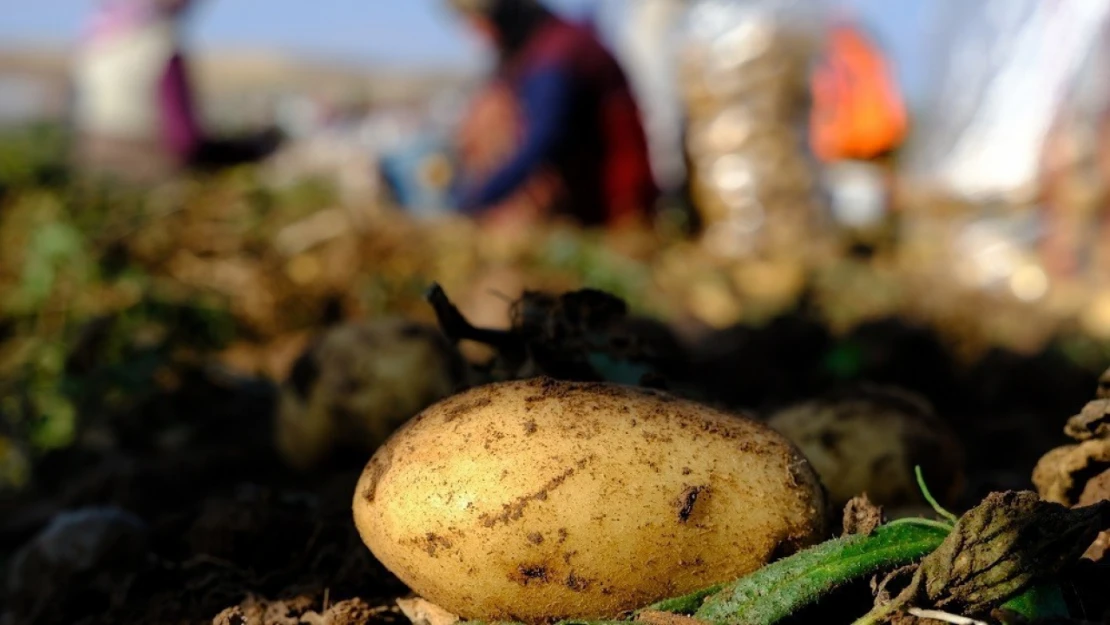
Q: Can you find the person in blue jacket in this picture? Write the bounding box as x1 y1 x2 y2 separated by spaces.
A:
447 0 659 228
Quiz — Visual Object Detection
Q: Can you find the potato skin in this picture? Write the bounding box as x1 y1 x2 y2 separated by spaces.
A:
353 377 827 622
276 318 467 469
767 387 965 511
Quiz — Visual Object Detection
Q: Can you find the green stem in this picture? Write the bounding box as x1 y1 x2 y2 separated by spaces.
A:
641 584 726 615
884 517 954 532
914 465 959 525
695 521 949 625
851 601 901 625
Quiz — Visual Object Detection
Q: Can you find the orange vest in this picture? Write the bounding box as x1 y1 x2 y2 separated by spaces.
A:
810 23 908 162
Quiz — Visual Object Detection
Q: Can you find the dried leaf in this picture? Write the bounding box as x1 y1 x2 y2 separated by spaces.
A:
1032 439 1110 507
1077 469 1110 561
1096 367 1110 400
426 284 683 387
1064 399 1110 442
844 494 886 537
910 492 1109 615
871 564 918 609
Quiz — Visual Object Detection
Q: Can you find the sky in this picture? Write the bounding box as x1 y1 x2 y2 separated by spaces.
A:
0 0 929 97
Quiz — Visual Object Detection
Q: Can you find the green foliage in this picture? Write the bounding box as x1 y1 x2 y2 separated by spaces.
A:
0 122 69 194
998 583 1069 622
0 132 235 466
18 220 91 310
0 434 30 490
695 520 950 625
538 231 657 317
641 583 726 615
0 293 236 459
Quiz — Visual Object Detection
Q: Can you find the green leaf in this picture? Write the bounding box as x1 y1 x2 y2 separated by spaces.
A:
998 583 1069 622
18 220 90 308
30 391 76 450
0 436 31 491
695 520 950 625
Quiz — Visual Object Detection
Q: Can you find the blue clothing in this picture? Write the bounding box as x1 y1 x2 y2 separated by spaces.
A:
455 64 571 213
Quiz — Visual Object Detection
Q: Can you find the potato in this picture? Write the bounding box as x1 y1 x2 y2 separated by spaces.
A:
767 386 965 512
275 318 468 469
353 377 827 621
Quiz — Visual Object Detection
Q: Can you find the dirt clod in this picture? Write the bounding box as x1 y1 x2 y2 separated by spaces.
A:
676 485 707 523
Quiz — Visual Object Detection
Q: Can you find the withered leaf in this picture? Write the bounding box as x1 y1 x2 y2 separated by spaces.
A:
1064 399 1110 442
1097 366 1110 400
428 282 682 387
907 491 1109 615
843 494 886 537
1032 438 1110 507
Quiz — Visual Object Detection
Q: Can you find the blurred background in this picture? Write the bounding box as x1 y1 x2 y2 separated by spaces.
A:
4 1 1110 622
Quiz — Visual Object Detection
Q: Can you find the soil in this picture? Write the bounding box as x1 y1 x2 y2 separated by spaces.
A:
0 303 1106 625
0 368 410 625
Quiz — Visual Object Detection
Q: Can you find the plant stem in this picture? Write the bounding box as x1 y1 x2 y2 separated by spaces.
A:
885 517 954 532
641 584 726 615
851 600 903 625
695 520 949 625
915 465 959 525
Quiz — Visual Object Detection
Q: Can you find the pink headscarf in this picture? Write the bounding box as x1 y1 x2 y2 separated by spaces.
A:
81 0 193 47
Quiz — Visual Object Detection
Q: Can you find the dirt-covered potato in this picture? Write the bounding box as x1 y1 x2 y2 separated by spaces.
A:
353 377 827 622
767 386 965 511
275 318 468 469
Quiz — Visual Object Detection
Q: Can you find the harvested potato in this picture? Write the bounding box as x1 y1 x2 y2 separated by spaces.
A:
767 385 965 511
275 318 468 469
353 377 827 622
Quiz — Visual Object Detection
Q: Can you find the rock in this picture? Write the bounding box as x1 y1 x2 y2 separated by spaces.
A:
5 506 148 624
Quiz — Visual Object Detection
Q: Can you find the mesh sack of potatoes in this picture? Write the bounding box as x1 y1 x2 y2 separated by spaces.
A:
679 0 827 260
1039 92 1110 299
